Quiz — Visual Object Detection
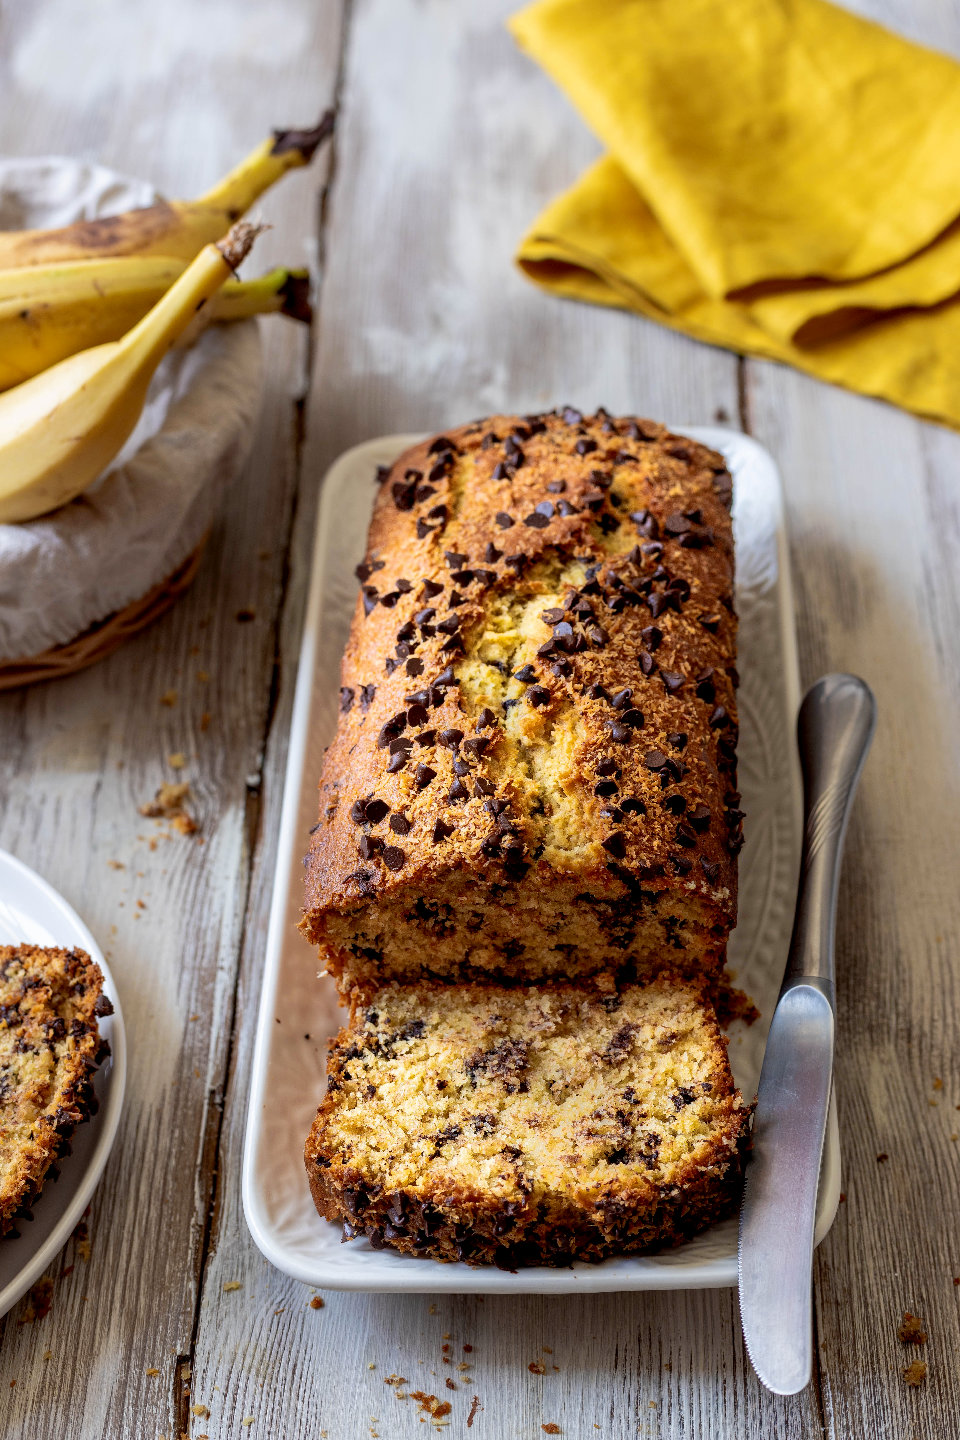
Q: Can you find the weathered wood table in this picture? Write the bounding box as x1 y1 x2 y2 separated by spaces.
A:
1 0 958 1434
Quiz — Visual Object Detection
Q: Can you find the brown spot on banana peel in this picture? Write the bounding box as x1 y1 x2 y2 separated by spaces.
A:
270 109 335 161
32 201 180 256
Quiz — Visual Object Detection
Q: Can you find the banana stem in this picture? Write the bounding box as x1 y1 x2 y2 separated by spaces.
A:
122 223 257 371
198 111 334 214
213 268 312 322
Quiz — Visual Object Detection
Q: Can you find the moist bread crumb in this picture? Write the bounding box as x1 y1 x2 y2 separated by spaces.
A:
0 944 110 1237
301 409 740 998
305 976 749 1266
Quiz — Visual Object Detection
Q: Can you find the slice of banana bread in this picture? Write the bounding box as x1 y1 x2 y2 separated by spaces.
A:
0 944 111 1237
305 976 748 1266
301 409 740 998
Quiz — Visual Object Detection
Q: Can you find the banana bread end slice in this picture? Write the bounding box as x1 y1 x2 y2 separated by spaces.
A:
304 977 749 1267
0 944 112 1237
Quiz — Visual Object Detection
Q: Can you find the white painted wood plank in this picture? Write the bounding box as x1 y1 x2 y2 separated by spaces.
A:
742 6 960 1434
0 1 343 1436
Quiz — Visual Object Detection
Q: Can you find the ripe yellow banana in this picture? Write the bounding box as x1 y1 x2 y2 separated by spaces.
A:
0 223 260 525
0 112 332 270
0 258 310 390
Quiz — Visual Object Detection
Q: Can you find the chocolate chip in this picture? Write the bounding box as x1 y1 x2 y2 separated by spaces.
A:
700 857 720 883
439 728 464 748
492 461 512 481
514 664 537 682
495 512 514 528
640 625 662 652
709 705 732 728
462 736 490 757
339 687 354 713
448 778 469 802
527 685 550 707
675 823 697 849
586 683 610 702
476 708 496 729
414 608 436 627
349 798 368 824
362 587 379 616
562 406 583 425
433 819 453 843
610 687 632 710
484 543 503 564
377 714 407 748
638 651 655 676
421 579 444 600
450 569 475 586
606 722 630 743
472 569 497 586
407 703 429 727
586 626 609 647
621 708 645 729
631 509 659 539
435 666 458 688
596 757 619 776
696 672 717 703
620 796 646 815
594 779 618 797
546 480 566 494
445 551 466 569
541 608 565 625
382 846 406 871
386 751 407 773
668 731 688 751
661 670 685 694
473 778 494 797
453 758 470 776
575 438 597 455
524 511 550 529
390 814 411 835
672 856 693 876
415 765 436 790
690 803 712 832
428 435 455 454
365 799 390 824
602 832 627 858
698 612 721 634
644 749 668 771
358 835 382 859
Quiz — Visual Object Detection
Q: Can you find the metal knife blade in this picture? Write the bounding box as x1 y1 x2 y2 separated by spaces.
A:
738 673 876 1395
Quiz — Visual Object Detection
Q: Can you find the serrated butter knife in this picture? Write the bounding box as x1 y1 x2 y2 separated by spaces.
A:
738 673 876 1394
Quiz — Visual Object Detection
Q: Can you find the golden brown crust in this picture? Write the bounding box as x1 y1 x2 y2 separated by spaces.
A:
0 944 110 1237
301 410 740 995
304 977 750 1266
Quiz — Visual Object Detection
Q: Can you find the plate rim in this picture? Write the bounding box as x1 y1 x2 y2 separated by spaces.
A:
0 848 127 1319
242 426 837 1293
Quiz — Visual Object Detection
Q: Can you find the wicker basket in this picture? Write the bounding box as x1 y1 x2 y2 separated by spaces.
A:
0 544 205 693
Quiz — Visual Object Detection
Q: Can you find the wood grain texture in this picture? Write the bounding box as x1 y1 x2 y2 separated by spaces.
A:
0 0 342 1436
0 0 958 1435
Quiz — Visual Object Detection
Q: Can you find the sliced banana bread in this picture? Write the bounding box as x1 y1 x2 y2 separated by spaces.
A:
301 410 740 997
305 976 748 1266
0 944 111 1236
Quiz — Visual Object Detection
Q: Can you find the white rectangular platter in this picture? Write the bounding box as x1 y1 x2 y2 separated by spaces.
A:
242 425 839 1293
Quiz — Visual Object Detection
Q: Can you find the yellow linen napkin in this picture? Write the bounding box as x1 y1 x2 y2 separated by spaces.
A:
509 0 960 427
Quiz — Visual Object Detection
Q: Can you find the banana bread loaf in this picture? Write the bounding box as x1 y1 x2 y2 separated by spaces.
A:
301 409 741 996
0 943 111 1236
305 976 749 1266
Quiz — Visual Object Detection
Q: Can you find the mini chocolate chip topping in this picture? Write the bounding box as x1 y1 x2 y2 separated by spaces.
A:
339 686 354 713
390 814 411 835
596 757 619 776
540 607 565 625
421 579 444 599
513 664 537 682
661 670 685 694
641 625 663 651
358 835 382 859
701 857 720 882
690 803 712 832
495 512 514 528
476 707 496 729
415 764 436 790
407 702 429 726
644 749 668 771
448 778 469 802
439 728 464 748
610 687 632 710
602 831 627 857
524 511 550 529
386 752 407 773
432 819 453 843
382 846 406 871
527 685 550 707
365 799 389 823
667 731 688 751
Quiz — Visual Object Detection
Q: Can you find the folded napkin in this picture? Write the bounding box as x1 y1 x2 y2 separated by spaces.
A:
510 0 960 427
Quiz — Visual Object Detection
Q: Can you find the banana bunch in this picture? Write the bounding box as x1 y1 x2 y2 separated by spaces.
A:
0 113 332 524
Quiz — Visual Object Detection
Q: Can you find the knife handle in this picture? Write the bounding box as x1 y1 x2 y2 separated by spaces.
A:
782 673 876 1004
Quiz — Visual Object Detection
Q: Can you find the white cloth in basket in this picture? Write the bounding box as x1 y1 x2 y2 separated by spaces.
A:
0 157 262 662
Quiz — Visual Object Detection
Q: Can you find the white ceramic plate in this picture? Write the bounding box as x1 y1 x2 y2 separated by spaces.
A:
243 426 839 1293
0 850 126 1317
